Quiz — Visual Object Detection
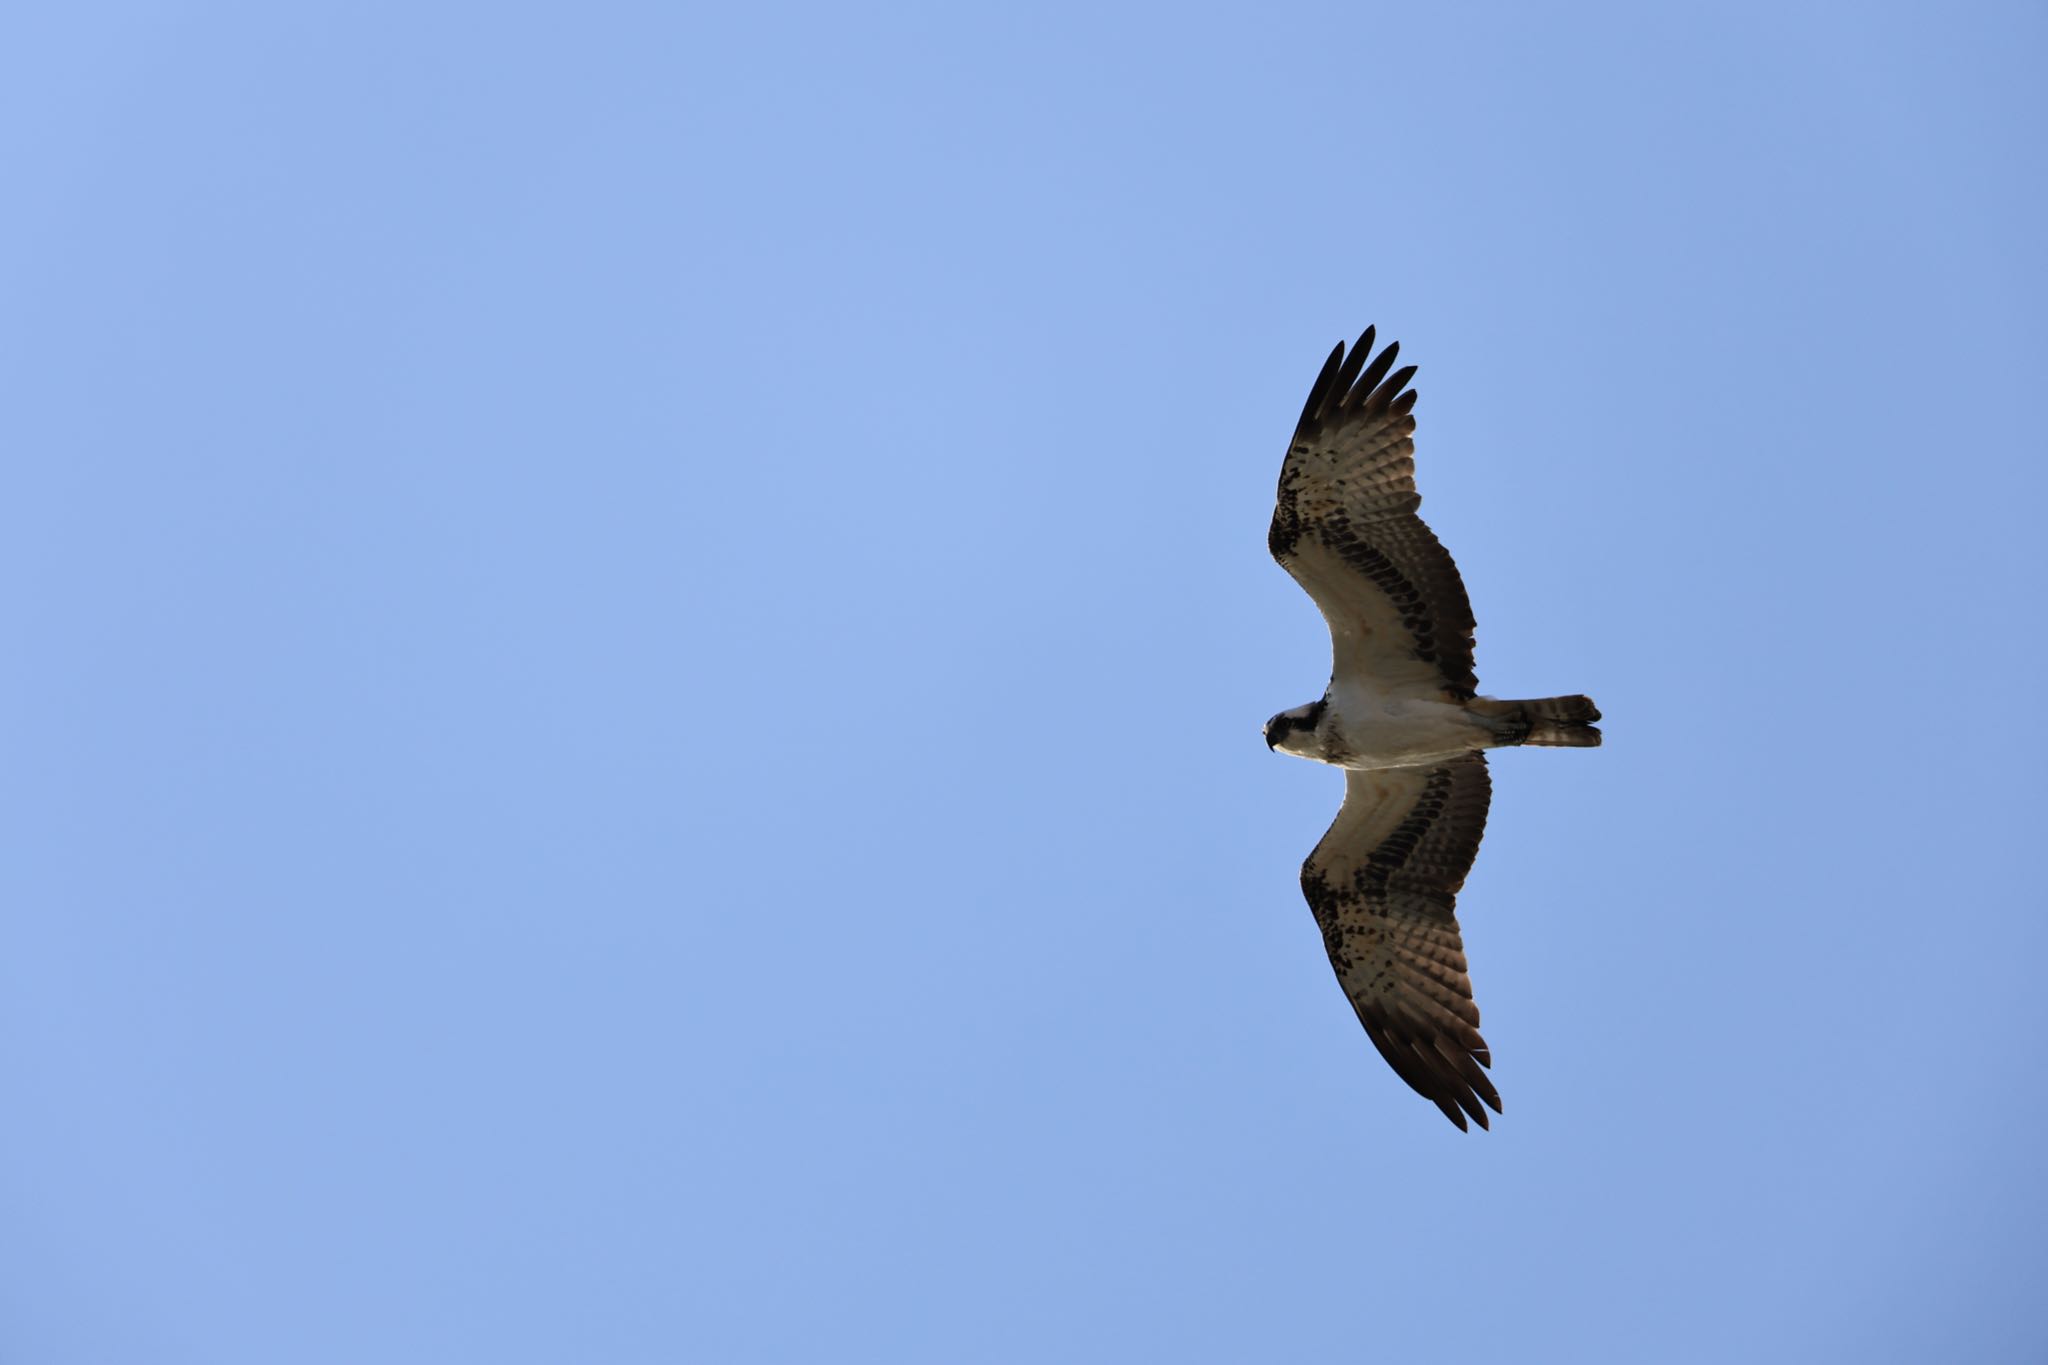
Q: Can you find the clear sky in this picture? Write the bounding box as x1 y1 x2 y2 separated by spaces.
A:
3 3 2043 1361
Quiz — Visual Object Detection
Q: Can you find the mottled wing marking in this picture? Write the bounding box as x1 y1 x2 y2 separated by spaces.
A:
1269 328 1479 699
1300 753 1499 1130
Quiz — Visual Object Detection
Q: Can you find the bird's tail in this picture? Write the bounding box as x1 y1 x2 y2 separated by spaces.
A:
1477 694 1603 747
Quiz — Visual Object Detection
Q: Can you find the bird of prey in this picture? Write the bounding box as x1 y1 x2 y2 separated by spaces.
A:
1265 327 1600 1131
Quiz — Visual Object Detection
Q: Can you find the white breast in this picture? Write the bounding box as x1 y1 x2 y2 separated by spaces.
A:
1327 680 1488 770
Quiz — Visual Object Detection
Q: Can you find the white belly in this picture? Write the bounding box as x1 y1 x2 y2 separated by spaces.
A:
1327 682 1486 770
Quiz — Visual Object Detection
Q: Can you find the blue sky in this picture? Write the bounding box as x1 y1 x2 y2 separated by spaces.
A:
3 3 2043 1361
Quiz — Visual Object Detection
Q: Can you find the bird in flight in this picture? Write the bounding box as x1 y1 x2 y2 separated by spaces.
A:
1265 327 1600 1131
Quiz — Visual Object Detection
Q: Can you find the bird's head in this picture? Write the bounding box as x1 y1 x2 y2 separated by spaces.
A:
1263 699 1328 757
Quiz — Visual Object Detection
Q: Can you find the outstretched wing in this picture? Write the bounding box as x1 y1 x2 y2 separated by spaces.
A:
1301 753 1499 1130
1268 328 1478 699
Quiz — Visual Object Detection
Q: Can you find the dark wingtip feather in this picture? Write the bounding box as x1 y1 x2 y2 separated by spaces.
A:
1327 332 1376 414
1291 326 1433 438
1347 339 1401 408
1448 1045 1502 1116
1359 1007 1501 1133
1449 1077 1494 1130
1296 341 1348 432
1363 363 1420 414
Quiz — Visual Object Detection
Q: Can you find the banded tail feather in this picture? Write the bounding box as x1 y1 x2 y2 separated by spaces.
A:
1514 694 1602 747
1471 694 1602 747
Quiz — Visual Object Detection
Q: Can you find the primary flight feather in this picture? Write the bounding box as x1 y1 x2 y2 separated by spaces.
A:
1265 327 1600 1131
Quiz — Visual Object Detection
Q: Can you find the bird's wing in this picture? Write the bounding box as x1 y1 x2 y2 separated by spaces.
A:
1268 328 1478 699
1302 753 1499 1130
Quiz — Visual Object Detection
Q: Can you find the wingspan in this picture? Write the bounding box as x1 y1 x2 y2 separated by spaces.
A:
1301 753 1499 1130
1268 328 1479 699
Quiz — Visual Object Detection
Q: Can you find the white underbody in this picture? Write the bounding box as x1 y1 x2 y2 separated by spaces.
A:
1287 680 1492 770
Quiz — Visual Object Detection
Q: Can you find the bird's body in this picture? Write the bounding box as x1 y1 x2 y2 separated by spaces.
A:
1269 684 1495 770
1264 327 1600 1131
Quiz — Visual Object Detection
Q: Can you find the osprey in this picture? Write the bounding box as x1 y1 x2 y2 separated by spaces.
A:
1266 328 1600 1131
